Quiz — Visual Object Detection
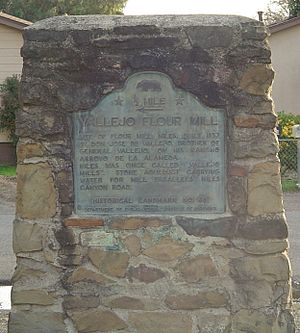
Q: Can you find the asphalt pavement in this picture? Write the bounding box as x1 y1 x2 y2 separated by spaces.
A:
284 192 300 280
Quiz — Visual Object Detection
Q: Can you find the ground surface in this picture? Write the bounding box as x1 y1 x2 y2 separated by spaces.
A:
0 177 299 333
0 176 16 284
284 192 300 280
0 311 8 333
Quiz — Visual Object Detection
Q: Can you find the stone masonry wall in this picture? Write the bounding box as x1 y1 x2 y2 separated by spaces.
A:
9 15 295 333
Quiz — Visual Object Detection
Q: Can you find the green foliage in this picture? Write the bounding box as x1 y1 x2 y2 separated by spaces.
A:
265 0 300 24
289 0 300 17
277 112 300 178
0 0 128 22
278 111 300 138
265 0 290 25
0 75 20 145
281 179 299 192
0 165 16 176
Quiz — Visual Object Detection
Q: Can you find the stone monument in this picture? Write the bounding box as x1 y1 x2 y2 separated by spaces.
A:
10 14 295 333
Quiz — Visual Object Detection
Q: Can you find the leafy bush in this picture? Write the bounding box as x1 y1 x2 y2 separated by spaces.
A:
277 111 300 138
277 111 300 177
0 75 20 145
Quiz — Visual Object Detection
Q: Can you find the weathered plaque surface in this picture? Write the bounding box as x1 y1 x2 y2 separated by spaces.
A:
74 72 225 215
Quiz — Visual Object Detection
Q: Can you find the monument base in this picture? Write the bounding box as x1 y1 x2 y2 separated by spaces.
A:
10 14 295 333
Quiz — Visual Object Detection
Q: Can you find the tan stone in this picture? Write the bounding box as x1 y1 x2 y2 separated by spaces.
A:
88 248 129 277
229 164 248 177
12 289 54 305
68 267 114 284
17 142 44 161
16 163 57 219
111 217 171 229
143 237 193 261
234 114 276 129
13 220 44 253
129 312 192 333
252 98 273 115
64 218 104 228
194 311 231 333
165 291 227 310
127 264 165 283
178 255 218 282
107 296 145 310
234 280 275 308
232 239 289 255
71 309 127 332
12 265 46 283
123 234 141 256
63 295 100 310
237 214 288 240
272 310 296 332
239 64 274 95
230 253 290 282
248 162 283 216
9 312 65 333
233 128 279 159
232 309 273 333
43 247 57 263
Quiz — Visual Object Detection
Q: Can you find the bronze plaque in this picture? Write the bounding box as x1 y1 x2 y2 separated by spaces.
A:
73 72 225 215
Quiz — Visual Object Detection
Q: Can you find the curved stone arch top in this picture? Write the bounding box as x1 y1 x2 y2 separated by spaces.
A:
73 71 225 215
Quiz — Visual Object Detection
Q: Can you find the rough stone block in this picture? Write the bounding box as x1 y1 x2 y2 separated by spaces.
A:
13 220 44 253
9 312 65 333
143 237 193 261
12 264 46 283
110 217 171 229
17 142 44 161
177 255 218 282
185 26 234 48
176 216 237 238
230 254 290 282
127 264 165 283
106 296 145 310
88 248 129 278
232 128 279 159
232 238 289 254
123 234 142 256
67 267 114 284
248 162 283 216
237 214 288 240
239 64 274 95
194 311 231 333
233 280 275 309
234 113 276 129
64 218 104 228
16 163 57 219
165 291 228 309
63 295 100 310
232 309 295 333
12 289 55 306
70 309 127 332
128 312 192 333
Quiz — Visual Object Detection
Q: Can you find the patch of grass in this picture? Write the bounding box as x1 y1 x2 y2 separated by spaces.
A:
282 179 300 192
0 165 16 176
